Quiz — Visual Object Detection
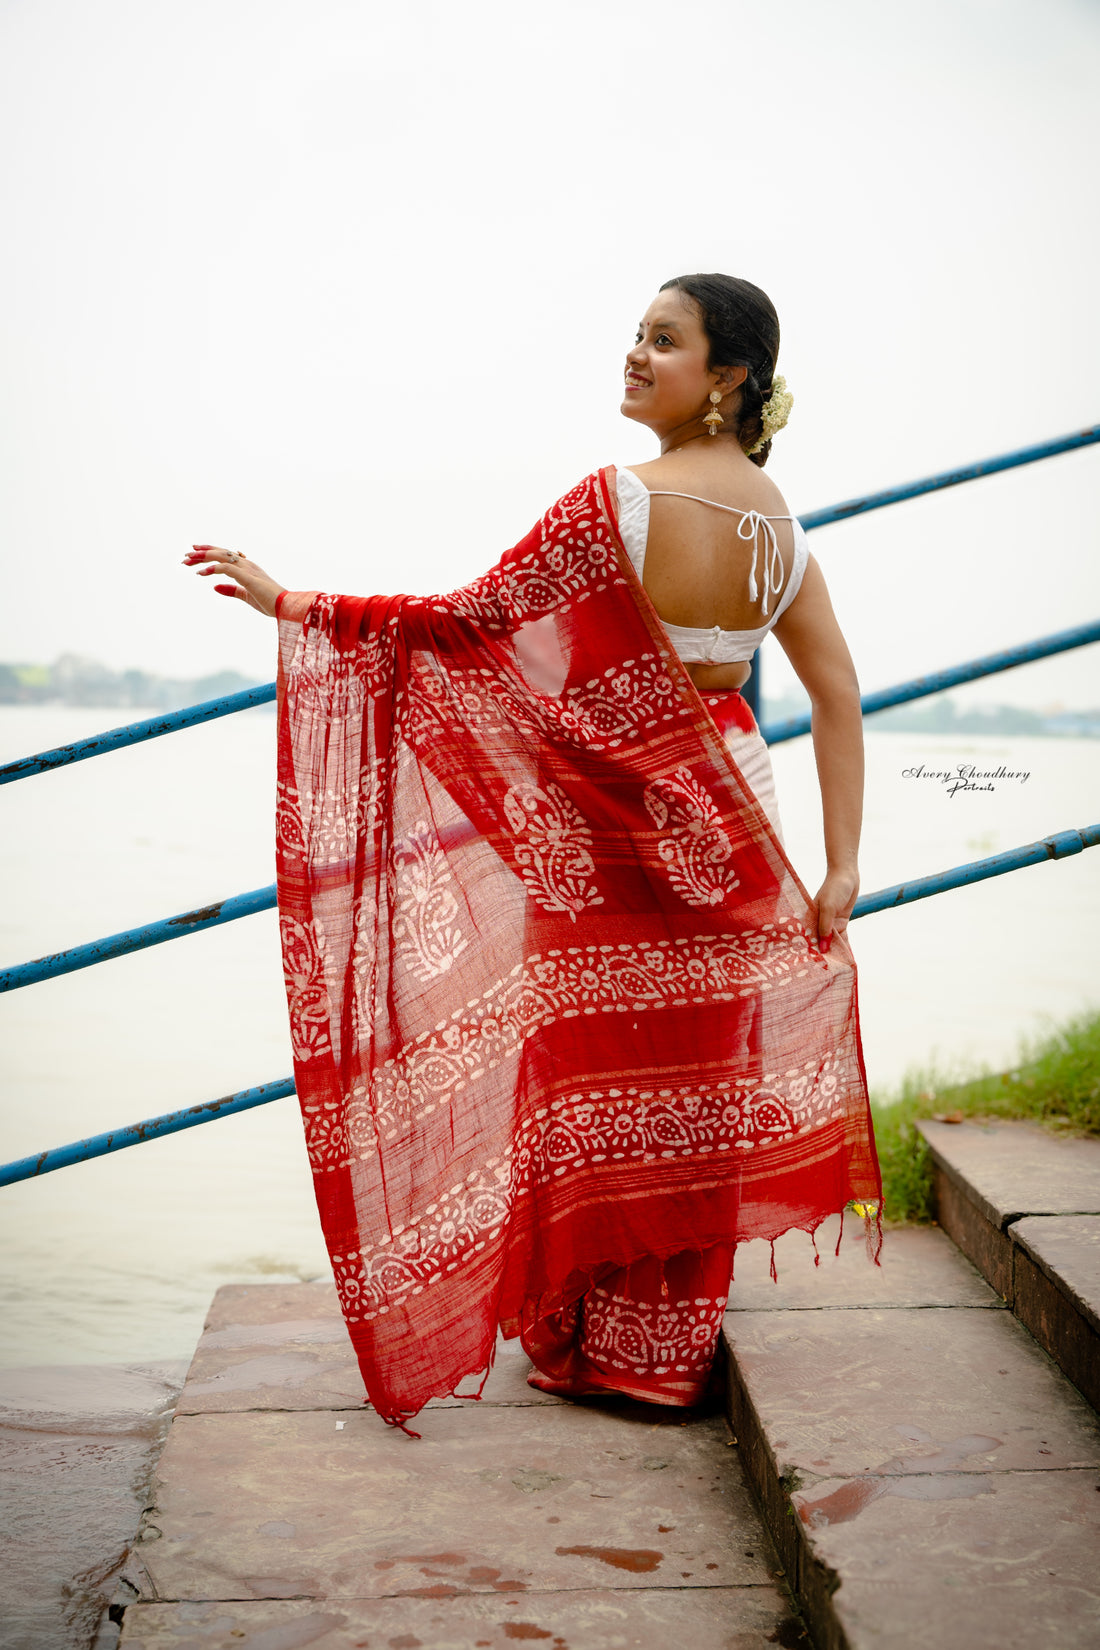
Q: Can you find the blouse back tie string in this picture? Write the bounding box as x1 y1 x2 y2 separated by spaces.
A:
645 491 794 618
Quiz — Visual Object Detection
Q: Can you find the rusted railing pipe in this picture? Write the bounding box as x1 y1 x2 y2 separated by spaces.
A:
0 885 277 992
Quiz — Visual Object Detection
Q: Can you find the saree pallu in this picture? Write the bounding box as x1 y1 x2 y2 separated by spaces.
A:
520 690 788 1407
275 467 883 1430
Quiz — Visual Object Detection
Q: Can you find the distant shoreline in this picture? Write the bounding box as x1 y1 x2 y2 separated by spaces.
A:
764 695 1099 740
2 662 1098 739
0 655 261 714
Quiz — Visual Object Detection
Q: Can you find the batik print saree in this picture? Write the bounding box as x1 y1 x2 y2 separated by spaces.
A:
275 467 883 1430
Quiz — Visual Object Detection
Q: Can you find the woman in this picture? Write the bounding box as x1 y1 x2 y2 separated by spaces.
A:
185 273 882 1431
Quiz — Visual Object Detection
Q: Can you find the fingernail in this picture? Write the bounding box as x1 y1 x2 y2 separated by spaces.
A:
214 583 237 596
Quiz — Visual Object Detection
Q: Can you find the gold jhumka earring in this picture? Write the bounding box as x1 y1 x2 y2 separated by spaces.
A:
703 389 724 436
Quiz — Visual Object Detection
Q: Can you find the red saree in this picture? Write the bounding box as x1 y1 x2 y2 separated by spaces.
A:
275 467 883 1429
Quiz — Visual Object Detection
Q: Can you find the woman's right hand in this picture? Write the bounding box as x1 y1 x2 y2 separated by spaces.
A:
183 546 287 618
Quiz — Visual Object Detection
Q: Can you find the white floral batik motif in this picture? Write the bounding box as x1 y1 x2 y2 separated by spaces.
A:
562 655 681 742
644 767 740 908
580 1286 728 1378
290 604 394 716
275 773 307 859
365 924 824 1142
280 914 333 1064
347 889 379 1052
503 781 604 921
334 1164 515 1320
392 821 469 982
443 479 621 629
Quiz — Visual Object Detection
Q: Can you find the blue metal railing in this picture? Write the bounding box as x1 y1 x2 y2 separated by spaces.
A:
795 425 1100 530
2 822 1096 1189
0 1079 296 1189
2 424 1097 1188
852 822 1099 915
0 884 278 993
760 619 1100 745
2 617 1096 996
4 424 1097 787
0 683 275 786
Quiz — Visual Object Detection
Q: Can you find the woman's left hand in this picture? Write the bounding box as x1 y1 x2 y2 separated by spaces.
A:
183 545 286 618
810 864 859 954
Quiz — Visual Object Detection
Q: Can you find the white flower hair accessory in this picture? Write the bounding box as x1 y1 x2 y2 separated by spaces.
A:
747 374 793 454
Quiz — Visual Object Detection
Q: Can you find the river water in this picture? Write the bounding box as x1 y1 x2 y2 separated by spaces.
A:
1 705 1097 1370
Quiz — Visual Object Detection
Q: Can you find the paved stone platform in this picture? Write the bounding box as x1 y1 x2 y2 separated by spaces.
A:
917 1118 1100 1408
722 1215 1100 1650
117 1283 808 1649
114 1203 1100 1649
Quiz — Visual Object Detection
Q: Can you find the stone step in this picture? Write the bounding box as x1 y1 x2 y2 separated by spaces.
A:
116 1281 812 1649
916 1117 1100 1411
721 1215 1100 1650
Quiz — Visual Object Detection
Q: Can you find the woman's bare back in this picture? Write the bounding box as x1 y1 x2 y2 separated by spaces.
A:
624 451 800 691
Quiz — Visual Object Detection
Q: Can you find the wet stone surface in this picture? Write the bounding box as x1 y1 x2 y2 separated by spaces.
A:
806 1467 1100 1650
132 1402 774 1604
126 1283 802 1646
0 1360 187 1650
119 1587 808 1649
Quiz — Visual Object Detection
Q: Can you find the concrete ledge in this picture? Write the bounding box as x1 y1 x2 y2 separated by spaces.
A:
1011 1215 1100 1337
924 1167 1014 1299
175 1281 562 1415
915 1118 1100 1227
1012 1216 1100 1412
917 1119 1100 1411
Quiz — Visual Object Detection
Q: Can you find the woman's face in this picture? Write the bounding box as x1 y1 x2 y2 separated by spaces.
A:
621 287 726 436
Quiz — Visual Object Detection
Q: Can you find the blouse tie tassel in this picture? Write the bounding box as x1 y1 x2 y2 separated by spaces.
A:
736 512 784 617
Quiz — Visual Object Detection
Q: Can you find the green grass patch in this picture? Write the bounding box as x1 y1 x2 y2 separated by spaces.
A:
870 1007 1100 1225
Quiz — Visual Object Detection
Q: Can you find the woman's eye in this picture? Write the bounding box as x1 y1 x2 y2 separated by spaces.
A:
656 334 673 346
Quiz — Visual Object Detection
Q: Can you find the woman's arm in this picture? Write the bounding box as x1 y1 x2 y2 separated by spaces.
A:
771 553 863 950
183 545 286 616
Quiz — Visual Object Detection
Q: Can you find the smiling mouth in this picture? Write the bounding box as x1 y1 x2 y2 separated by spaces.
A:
624 374 651 389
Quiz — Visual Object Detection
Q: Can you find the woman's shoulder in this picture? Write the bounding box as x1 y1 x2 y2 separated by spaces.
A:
619 454 794 518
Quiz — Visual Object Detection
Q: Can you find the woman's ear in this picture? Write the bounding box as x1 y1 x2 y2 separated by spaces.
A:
717 364 749 393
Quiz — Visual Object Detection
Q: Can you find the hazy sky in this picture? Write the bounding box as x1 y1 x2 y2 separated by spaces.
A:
2 0 1098 708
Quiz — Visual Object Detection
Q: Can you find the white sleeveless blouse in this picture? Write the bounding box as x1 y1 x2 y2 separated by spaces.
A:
617 466 809 664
